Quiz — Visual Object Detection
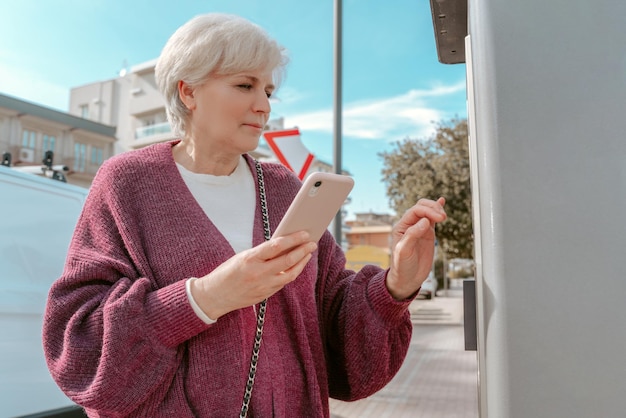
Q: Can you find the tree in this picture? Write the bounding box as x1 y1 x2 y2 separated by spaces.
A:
379 117 473 259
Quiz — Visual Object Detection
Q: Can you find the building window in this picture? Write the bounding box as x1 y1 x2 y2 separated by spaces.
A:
91 146 104 165
79 104 89 119
74 143 87 172
42 134 56 152
22 129 37 148
135 114 171 139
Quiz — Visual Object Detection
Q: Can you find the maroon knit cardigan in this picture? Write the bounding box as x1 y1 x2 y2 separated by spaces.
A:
43 140 413 417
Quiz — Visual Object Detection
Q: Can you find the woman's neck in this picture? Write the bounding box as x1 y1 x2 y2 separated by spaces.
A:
173 139 240 176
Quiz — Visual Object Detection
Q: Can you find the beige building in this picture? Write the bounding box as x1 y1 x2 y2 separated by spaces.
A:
345 212 394 249
69 60 170 155
0 93 116 188
346 224 393 249
343 212 394 271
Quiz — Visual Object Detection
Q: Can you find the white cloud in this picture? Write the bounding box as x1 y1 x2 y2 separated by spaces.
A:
282 81 466 141
271 85 307 106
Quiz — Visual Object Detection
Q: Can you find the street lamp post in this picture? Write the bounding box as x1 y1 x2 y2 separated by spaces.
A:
332 0 343 243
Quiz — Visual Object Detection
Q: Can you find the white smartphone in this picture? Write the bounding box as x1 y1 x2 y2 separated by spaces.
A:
272 172 355 242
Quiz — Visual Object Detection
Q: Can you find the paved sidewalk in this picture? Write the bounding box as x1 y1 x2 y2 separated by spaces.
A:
329 285 479 418
409 288 465 326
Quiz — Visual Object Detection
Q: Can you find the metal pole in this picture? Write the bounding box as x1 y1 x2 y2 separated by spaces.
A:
332 0 343 243
443 249 448 297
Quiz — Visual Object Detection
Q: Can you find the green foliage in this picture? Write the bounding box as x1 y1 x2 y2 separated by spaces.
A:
379 117 474 259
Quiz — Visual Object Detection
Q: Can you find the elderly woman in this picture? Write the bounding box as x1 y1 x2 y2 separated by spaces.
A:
43 13 446 418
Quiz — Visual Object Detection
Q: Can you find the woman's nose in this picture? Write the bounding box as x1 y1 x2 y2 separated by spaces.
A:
253 91 271 114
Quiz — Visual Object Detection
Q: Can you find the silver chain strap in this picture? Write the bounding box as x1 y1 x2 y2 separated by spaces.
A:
240 160 271 418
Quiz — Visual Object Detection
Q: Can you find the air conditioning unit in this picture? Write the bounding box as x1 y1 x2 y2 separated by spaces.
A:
19 148 35 163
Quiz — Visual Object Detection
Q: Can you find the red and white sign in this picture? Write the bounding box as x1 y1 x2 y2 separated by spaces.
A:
263 128 315 180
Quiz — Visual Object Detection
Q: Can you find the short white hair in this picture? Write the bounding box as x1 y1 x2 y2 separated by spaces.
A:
155 13 289 137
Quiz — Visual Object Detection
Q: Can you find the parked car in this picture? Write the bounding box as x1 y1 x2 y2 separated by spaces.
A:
418 271 438 300
0 165 88 417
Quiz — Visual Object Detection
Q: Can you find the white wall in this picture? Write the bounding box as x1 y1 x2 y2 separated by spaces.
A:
467 1 626 417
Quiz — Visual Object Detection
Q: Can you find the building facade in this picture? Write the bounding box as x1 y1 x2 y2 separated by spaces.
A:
345 212 394 248
344 212 394 271
0 93 116 188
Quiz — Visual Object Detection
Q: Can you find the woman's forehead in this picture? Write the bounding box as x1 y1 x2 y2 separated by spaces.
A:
217 68 275 83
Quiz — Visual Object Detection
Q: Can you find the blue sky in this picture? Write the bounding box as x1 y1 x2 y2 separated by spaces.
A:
0 0 467 218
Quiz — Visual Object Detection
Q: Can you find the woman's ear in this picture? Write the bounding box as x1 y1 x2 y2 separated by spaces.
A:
178 80 196 110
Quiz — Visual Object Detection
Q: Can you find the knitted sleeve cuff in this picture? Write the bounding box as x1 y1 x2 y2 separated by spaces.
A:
144 279 212 348
366 269 413 325
185 277 217 325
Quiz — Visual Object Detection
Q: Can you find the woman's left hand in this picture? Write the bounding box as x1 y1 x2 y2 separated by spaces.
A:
386 197 447 300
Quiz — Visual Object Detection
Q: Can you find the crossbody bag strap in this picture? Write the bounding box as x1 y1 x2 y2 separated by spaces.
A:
240 159 271 418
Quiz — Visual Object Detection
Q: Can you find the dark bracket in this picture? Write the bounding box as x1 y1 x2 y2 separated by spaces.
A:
463 278 477 351
429 0 468 64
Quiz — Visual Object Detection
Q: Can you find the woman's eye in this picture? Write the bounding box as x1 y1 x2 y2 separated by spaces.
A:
238 84 253 90
265 91 273 99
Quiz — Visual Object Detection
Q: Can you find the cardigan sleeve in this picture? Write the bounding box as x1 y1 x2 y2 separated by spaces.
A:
42 159 210 416
315 231 414 401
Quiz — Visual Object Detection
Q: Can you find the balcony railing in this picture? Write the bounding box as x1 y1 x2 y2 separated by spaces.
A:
135 122 171 139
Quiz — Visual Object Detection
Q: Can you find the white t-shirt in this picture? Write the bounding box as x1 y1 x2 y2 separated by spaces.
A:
177 156 256 324
176 156 255 254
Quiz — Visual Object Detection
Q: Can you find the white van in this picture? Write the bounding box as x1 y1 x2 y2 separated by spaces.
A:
0 165 87 417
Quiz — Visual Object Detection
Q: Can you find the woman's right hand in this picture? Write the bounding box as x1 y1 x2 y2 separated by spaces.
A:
189 230 317 320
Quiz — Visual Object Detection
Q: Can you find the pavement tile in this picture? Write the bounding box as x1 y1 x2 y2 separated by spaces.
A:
330 284 479 418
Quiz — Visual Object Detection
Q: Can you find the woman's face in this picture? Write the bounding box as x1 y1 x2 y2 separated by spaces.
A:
181 67 275 155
